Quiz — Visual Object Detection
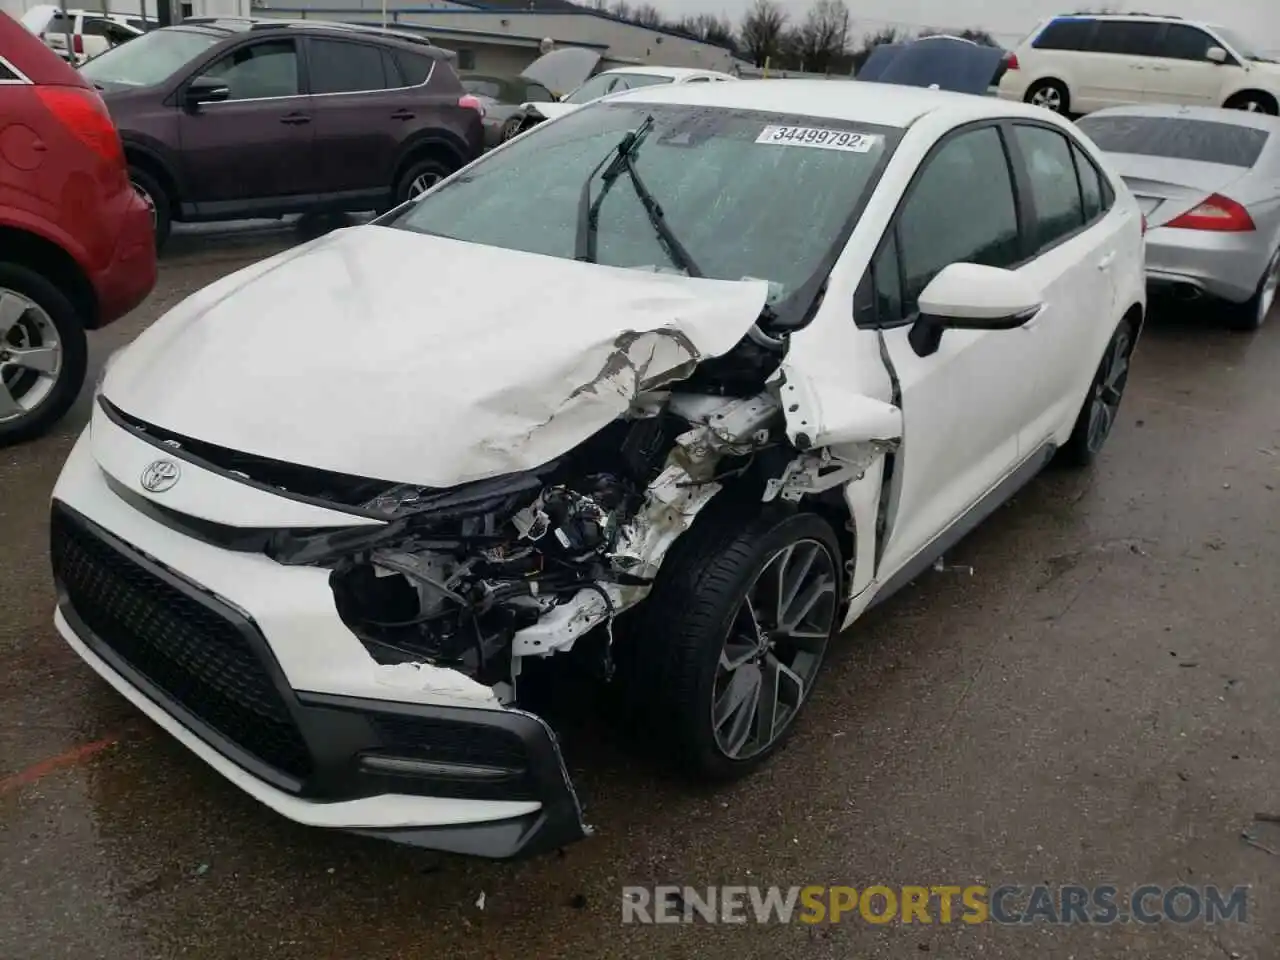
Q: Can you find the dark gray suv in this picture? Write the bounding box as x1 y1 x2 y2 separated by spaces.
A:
79 17 485 248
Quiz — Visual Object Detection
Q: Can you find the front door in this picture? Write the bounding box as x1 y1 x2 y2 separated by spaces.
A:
177 37 316 213
1087 20 1163 107
1141 24 1240 106
872 124 1034 579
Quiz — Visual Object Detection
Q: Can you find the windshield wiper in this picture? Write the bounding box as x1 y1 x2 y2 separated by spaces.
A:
574 115 704 278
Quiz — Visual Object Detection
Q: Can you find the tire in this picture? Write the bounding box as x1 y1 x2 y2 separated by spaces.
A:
393 155 457 205
128 165 171 252
500 115 524 142
1225 246 1280 332
626 502 843 781
1056 319 1134 469
1224 91 1279 115
0 262 89 447
1024 79 1070 115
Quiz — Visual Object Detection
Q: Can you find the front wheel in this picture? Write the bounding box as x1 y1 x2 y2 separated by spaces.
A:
633 506 843 781
1224 92 1279 115
1056 319 1134 469
129 166 171 252
0 263 89 447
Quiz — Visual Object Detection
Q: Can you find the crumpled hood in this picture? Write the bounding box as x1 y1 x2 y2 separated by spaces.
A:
103 226 769 488
524 100 580 121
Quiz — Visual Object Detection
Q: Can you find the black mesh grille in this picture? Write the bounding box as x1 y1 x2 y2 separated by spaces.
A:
370 713 529 768
50 507 313 782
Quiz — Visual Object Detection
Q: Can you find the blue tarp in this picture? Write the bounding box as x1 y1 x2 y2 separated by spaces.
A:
856 36 1006 94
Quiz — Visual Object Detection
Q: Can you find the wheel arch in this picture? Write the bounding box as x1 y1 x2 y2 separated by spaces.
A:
1223 89 1279 113
391 132 470 188
122 138 182 207
0 226 97 328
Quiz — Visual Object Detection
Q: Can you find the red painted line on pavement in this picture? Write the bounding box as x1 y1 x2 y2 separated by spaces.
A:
0 735 123 795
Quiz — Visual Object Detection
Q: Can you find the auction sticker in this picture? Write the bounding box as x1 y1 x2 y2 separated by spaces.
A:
755 126 881 152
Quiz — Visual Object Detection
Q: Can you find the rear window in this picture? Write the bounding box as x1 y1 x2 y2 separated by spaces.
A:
1078 115 1269 167
1033 18 1095 51
0 61 16 82
462 77 503 99
393 49 433 86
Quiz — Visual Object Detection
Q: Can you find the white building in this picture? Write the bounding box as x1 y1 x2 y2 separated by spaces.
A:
253 0 744 75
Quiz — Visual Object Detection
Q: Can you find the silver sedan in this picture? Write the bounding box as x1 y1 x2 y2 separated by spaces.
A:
1076 104 1280 331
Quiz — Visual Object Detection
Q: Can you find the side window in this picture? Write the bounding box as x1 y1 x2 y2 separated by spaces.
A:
394 50 434 87
526 83 554 102
1033 18 1096 51
1070 142 1104 222
81 18 111 36
201 39 299 100
687 76 712 83
307 40 387 94
1092 21 1161 57
1014 125 1086 251
1159 25 1217 61
0 62 16 82
897 127 1021 314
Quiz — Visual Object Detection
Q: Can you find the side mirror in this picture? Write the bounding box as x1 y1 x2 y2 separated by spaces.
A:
909 262 1043 357
1206 46 1228 64
185 75 230 108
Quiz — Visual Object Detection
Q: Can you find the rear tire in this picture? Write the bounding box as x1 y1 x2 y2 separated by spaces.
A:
128 165 171 252
1224 91 1279 115
1056 319 1134 469
0 262 89 447
622 502 843 782
1226 247 1280 332
1025 79 1070 115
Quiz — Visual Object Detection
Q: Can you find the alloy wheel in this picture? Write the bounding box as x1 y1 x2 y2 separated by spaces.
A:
1258 249 1280 325
131 178 157 229
409 172 442 198
711 539 838 761
1085 326 1131 454
0 287 63 425
1031 86 1063 112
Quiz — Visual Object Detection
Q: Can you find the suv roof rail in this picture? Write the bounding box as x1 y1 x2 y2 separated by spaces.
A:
181 15 449 51
1061 10 1183 17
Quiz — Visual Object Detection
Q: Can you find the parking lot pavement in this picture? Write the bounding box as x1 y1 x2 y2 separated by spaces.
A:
2 225 1278 959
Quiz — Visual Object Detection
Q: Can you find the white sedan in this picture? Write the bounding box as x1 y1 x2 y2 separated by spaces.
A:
50 80 1145 859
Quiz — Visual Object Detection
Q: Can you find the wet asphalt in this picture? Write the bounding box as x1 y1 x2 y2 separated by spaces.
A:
2 219 1279 959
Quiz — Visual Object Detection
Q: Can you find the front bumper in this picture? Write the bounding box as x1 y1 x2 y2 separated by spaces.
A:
49 429 588 859
1144 225 1271 304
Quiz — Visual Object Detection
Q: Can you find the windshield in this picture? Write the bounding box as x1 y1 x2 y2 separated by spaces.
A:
1078 115 1269 167
384 102 897 321
80 27 220 87
1209 25 1268 62
564 72 673 104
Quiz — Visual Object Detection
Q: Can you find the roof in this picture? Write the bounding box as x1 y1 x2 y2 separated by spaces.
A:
452 0 583 10
1083 103 1280 132
599 65 736 80
607 77 1050 128
180 16 453 54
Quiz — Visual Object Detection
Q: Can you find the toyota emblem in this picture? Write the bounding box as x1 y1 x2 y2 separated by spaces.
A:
140 459 181 493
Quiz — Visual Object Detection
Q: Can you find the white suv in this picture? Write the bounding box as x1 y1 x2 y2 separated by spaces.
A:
997 14 1280 116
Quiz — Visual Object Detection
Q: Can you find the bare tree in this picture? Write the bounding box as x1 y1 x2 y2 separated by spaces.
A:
957 27 1001 46
850 26 903 72
608 0 632 19
630 2 664 28
794 0 851 73
739 0 787 66
674 12 736 49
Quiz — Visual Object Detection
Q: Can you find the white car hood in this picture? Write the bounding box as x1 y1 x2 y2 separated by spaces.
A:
103 226 769 489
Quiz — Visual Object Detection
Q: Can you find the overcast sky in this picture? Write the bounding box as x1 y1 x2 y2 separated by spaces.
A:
645 0 1280 52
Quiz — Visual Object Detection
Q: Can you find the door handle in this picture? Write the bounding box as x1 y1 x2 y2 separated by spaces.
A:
390 109 415 120
279 112 311 125
1097 252 1117 271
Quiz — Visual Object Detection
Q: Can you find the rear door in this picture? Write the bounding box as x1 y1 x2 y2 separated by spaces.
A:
1004 122 1121 449
176 37 316 210
1141 23 1242 106
870 124 1033 579
301 37 404 198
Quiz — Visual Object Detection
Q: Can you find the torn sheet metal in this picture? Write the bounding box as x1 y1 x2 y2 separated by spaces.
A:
103 227 769 488
763 441 897 503
372 661 503 706
773 363 903 450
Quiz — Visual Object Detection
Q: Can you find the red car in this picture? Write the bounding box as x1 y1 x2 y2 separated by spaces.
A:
0 12 155 445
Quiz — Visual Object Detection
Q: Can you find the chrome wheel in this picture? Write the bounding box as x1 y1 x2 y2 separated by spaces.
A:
501 117 523 141
1030 85 1064 112
409 172 442 198
131 177 157 228
1258 249 1280 324
0 287 63 425
1085 325 1131 454
711 539 838 761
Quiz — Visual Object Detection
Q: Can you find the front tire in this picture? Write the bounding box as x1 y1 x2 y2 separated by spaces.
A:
1224 91 1279 115
1057 319 1134 469
0 263 89 447
1025 79 1070 115
632 505 843 781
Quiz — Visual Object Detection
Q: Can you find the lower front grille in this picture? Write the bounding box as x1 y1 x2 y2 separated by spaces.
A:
50 505 313 782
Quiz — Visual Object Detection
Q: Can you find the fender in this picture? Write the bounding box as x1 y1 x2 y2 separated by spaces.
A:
393 128 473 177
0 210 91 279
120 133 187 198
